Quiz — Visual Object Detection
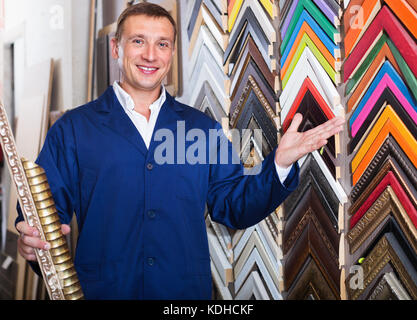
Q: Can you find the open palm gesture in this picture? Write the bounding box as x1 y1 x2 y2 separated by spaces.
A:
275 113 345 168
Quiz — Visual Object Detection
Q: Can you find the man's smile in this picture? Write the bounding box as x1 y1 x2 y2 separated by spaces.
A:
137 65 159 74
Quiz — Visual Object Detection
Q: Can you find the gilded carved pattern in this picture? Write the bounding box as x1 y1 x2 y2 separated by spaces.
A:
284 208 339 266
347 235 417 300
347 186 417 254
0 104 83 300
230 75 277 128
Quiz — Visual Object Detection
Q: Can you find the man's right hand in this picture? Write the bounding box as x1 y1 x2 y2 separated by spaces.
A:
16 221 71 262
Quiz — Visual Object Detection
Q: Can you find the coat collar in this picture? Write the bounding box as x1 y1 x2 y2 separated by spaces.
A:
96 86 184 157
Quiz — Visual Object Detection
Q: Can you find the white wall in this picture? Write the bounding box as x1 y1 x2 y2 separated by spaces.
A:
4 0 91 111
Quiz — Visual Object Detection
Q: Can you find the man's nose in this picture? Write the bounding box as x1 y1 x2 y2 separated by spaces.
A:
142 44 156 61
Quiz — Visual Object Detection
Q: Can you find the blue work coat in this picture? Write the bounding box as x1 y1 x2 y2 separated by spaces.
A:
16 86 299 299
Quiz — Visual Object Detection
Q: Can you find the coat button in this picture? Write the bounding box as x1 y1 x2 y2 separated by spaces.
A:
148 210 156 219
147 257 155 266
146 163 153 170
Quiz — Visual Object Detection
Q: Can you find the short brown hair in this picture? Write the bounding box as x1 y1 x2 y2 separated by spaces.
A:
115 2 177 42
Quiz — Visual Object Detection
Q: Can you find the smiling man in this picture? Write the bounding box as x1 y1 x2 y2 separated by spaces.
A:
15 3 344 300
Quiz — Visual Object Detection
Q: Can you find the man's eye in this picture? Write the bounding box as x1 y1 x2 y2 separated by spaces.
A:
159 42 169 48
134 39 144 45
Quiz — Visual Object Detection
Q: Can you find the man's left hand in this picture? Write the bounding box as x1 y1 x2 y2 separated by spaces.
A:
275 113 345 169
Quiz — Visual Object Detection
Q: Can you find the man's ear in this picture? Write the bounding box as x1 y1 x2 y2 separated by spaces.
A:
110 37 120 60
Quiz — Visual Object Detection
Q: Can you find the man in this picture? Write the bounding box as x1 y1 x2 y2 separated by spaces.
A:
16 3 344 299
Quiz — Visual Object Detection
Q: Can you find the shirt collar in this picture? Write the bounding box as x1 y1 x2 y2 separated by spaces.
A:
112 81 166 115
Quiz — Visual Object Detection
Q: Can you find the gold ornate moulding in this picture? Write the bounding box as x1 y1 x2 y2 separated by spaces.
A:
0 103 84 300
346 233 417 300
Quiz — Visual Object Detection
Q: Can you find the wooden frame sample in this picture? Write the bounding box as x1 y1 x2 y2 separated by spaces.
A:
234 231 280 293
346 35 417 112
188 2 228 56
283 210 340 297
344 0 417 57
229 78 278 153
233 223 281 273
281 31 340 88
280 0 340 55
351 136 417 203
346 232 417 300
349 170 417 230
281 89 337 178
211 261 233 299
228 36 278 95
189 24 223 74
367 271 411 300
279 48 342 114
188 40 228 113
348 88 417 154
345 33 417 102
343 6 417 82
235 271 270 300
281 19 340 82
281 9 341 67
351 105 417 184
285 256 339 299
223 6 273 73
192 80 227 122
229 0 276 44
283 153 339 224
234 247 282 299
347 185 417 256
297 150 347 204
230 58 278 118
207 226 233 286
349 61 417 137
283 183 339 259
282 77 335 131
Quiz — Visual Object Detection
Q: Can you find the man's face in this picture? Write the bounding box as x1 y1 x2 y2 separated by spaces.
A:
111 14 175 96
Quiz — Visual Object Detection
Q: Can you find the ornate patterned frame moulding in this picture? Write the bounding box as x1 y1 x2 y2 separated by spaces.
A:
347 185 417 255
346 232 417 300
0 104 83 300
283 218 340 296
349 170 417 229
350 136 417 202
230 58 278 116
230 74 277 131
285 255 339 300
233 90 277 155
349 155 417 217
283 186 339 259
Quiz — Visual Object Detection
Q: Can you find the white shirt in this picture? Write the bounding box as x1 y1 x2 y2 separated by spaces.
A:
112 81 292 183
